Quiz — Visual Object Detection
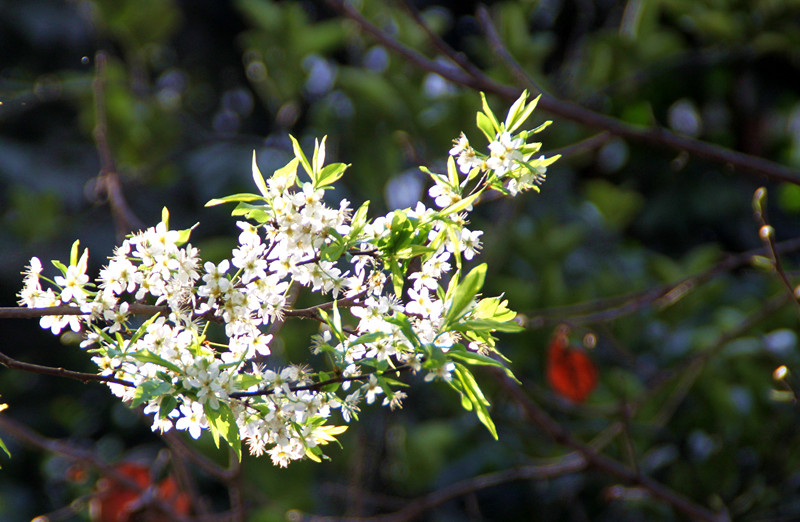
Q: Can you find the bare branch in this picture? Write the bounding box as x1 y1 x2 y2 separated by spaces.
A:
0 350 134 387
493 371 730 522
91 51 144 238
0 415 189 522
324 0 800 184
524 235 800 327
370 455 587 522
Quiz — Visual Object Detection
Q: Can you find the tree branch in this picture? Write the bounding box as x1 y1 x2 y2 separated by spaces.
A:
91 51 144 238
0 350 134 387
524 235 800 327
0 415 189 521
493 371 730 522
324 0 800 184
371 455 587 522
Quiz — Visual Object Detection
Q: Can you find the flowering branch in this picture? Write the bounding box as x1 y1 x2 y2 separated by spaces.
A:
11 92 553 467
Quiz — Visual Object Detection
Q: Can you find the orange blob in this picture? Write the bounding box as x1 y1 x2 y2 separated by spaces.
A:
91 462 190 522
546 325 598 403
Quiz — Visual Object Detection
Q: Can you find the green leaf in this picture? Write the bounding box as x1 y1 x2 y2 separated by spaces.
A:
447 345 518 382
69 240 80 267
389 257 404 298
315 162 349 189
161 207 170 229
312 136 326 174
128 313 163 346
320 241 346 263
447 156 459 187
480 92 500 131
509 94 541 133
230 202 271 222
504 90 528 131
205 193 265 207
384 314 420 350
129 350 182 374
476 112 496 142
445 263 486 327
289 134 313 180
455 363 489 406
0 435 9 461
395 244 436 259
438 191 480 218
51 260 68 276
529 118 552 134
319 307 345 343
349 331 390 346
351 200 370 232
159 395 178 419
130 380 172 408
454 363 498 439
204 402 242 461
252 151 270 197
175 224 199 246
454 318 524 333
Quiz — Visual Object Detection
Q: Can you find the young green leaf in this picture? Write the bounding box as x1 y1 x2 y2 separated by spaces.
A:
289 134 313 180
445 263 486 327
205 193 265 207
252 151 270 197
204 402 242 461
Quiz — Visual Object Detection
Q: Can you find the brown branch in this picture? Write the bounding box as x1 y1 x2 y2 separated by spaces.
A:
0 349 134 387
472 5 550 97
91 51 144 238
370 455 587 522
650 291 791 429
752 187 800 315
0 302 166 319
493 371 730 522
230 364 412 399
0 415 190 522
324 0 800 184
524 234 800 327
395 0 486 81
282 289 368 319
472 6 800 185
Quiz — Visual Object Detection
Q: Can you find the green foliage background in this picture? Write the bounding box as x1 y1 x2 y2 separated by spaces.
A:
2 0 800 519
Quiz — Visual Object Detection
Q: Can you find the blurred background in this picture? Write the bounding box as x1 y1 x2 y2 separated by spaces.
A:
2 0 800 520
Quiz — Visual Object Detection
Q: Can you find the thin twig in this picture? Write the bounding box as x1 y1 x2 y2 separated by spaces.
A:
650 291 791 429
752 188 800 315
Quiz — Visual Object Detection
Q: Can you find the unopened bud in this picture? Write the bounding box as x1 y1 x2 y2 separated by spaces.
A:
773 365 788 381
759 225 774 241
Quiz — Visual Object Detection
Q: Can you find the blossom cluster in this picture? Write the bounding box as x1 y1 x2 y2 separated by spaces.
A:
18 91 557 466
